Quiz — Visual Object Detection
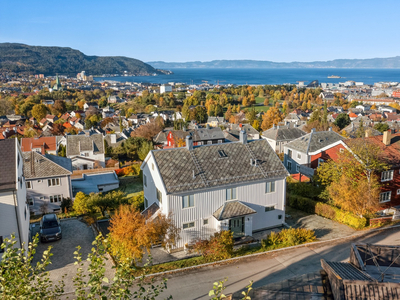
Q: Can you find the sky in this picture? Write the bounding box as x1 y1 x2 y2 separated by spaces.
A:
1 0 399 63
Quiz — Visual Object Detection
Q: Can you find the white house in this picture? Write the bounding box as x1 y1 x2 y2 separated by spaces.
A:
23 152 73 215
160 84 172 94
141 131 289 250
0 139 30 253
66 131 105 170
262 123 306 153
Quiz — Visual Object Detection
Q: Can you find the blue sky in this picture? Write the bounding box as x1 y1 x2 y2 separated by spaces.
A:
1 0 399 62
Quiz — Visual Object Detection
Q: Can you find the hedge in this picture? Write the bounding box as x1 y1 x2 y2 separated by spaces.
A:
287 194 317 214
315 202 367 229
287 194 367 229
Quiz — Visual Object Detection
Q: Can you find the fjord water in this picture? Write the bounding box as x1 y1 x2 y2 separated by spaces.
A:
95 68 400 85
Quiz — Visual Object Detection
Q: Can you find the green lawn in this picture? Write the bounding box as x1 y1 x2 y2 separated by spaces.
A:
255 96 266 104
254 105 270 112
117 176 143 198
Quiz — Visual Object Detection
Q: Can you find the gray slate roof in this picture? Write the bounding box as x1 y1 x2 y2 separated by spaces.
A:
213 201 256 221
66 133 104 157
71 172 119 194
0 139 16 191
285 130 345 154
152 139 288 194
191 127 225 141
262 126 306 142
104 133 126 148
45 154 73 172
23 152 72 179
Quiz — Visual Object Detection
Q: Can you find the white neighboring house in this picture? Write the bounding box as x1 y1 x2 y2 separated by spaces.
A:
262 123 306 153
141 131 289 250
66 132 105 170
0 139 30 254
23 152 73 215
160 84 172 94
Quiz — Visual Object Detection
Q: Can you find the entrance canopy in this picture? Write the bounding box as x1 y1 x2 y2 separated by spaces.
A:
213 200 256 221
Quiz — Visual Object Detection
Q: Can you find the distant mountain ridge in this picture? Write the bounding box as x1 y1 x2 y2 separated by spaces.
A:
0 43 164 76
148 57 400 69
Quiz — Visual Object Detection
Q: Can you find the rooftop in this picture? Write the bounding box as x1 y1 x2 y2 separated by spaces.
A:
285 130 345 154
0 139 17 191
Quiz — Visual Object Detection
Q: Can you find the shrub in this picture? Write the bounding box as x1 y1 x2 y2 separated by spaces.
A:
192 231 233 262
261 228 317 249
129 192 144 211
287 194 317 214
72 192 89 215
287 182 323 200
315 202 367 229
60 197 73 213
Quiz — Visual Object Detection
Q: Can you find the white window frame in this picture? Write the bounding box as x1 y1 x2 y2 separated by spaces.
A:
380 191 392 203
48 178 60 187
397 189 400 195
226 188 237 201
26 181 32 189
297 153 301 159
381 170 394 182
183 222 195 229
156 188 162 203
203 218 209 225
182 194 195 208
288 149 292 158
266 181 276 193
50 195 62 203
143 174 147 187
265 205 276 212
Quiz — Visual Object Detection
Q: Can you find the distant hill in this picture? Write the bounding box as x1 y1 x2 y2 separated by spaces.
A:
148 57 400 69
0 43 164 76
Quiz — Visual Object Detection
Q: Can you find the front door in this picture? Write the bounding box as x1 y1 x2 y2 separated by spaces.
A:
229 217 245 238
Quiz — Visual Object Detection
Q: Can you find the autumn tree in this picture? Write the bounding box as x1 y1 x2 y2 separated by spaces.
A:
261 107 283 131
131 120 162 140
109 205 180 263
73 192 89 215
317 139 388 217
31 104 47 121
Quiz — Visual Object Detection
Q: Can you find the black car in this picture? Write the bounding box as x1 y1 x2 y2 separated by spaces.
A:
40 214 62 242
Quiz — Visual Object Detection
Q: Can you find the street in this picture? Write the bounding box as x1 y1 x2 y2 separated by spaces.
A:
159 227 400 299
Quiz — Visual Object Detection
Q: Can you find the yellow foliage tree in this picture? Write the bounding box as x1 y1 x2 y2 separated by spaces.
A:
242 96 249 107
261 107 283 131
109 205 180 263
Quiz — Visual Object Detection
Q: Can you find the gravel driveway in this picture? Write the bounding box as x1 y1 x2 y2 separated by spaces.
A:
31 218 114 294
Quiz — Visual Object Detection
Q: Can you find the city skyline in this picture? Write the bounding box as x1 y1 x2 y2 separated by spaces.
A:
1 0 399 63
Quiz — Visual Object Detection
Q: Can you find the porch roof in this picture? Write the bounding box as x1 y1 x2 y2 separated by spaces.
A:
213 201 256 221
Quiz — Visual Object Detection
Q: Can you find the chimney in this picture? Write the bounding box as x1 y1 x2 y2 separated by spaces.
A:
328 127 332 131
383 130 391 146
186 135 193 150
272 124 276 129
206 124 210 129
110 134 117 144
311 128 316 133
239 130 247 144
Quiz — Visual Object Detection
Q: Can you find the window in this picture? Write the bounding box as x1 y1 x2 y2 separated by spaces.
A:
48 178 60 187
265 205 276 212
226 188 237 201
287 161 292 170
266 181 276 193
144 197 148 208
207 141 212 145
397 189 400 195
183 222 195 229
297 153 301 159
381 170 394 182
28 198 34 206
0 236 3 253
380 191 392 203
182 195 194 208
296 164 300 172
38 180 42 183
156 188 162 203
26 181 32 189
218 140 223 144
288 149 292 158
50 195 62 203
203 218 209 225
143 174 147 187
84 153 89 157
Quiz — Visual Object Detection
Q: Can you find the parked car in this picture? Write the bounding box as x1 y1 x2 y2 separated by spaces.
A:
39 214 62 242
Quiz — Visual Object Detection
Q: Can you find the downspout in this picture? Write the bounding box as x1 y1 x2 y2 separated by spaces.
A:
12 190 22 249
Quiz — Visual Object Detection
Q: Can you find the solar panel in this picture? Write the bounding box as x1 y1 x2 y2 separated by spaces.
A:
218 150 227 158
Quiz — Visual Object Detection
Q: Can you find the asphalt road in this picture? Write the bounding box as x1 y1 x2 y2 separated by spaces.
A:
158 227 400 300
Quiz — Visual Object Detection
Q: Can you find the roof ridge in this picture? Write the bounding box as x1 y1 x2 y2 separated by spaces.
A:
28 152 72 176
306 131 313 154
218 201 228 220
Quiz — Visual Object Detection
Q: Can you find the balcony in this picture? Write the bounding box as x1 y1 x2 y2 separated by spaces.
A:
298 163 315 178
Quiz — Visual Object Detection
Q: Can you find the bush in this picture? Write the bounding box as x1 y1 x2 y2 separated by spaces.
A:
191 231 233 262
261 228 317 249
129 192 144 211
315 202 367 229
287 182 323 200
60 197 73 213
287 194 317 214
115 164 142 177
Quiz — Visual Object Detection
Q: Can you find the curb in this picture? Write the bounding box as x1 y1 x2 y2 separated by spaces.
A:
142 223 400 279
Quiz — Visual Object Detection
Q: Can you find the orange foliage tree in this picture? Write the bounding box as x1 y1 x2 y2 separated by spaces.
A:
131 120 162 140
261 107 283 131
109 205 180 263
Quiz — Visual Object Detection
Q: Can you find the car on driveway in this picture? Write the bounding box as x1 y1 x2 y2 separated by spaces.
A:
40 213 62 242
